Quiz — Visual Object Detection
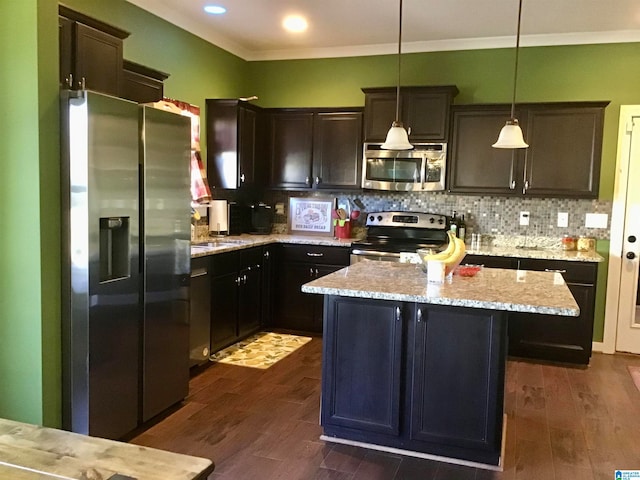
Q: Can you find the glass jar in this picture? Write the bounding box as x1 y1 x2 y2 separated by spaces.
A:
561 235 576 251
577 236 596 252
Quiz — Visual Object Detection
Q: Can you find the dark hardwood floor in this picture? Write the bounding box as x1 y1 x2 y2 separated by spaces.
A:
131 338 640 480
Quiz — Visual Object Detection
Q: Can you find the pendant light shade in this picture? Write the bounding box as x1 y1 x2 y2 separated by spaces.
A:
493 0 529 149
381 0 413 150
493 119 528 148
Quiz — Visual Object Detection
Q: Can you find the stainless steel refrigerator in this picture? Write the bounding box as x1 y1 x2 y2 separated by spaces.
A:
60 90 191 440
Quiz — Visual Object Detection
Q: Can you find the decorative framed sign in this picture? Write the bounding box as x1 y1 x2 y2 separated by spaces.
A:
288 197 335 236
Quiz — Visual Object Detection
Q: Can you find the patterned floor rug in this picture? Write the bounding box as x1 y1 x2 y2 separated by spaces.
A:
629 366 640 393
210 331 312 369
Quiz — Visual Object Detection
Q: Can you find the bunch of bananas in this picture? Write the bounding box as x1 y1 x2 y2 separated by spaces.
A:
420 231 467 275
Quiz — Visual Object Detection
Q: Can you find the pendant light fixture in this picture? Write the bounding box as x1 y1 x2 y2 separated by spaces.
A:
493 0 528 149
381 0 413 150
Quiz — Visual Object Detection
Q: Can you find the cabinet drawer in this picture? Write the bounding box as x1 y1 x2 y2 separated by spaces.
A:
517 258 597 284
280 244 350 265
191 256 210 276
464 255 518 270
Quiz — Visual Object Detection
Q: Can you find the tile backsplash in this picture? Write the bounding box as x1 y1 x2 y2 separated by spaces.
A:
259 190 612 241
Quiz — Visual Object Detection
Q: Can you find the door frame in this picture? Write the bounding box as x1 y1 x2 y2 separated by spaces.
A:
602 105 640 353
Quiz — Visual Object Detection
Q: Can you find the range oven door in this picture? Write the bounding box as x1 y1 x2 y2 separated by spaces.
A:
350 249 403 264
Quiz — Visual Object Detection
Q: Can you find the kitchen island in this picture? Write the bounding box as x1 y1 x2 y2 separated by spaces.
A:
302 262 578 469
0 418 214 480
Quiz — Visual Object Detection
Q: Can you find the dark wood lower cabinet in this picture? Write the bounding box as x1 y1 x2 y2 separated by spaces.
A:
321 296 507 466
465 254 598 364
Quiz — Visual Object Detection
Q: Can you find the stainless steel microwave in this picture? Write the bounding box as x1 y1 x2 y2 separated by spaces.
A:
362 142 447 192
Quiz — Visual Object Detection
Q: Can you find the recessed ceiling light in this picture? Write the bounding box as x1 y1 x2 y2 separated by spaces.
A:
204 5 226 15
282 15 308 33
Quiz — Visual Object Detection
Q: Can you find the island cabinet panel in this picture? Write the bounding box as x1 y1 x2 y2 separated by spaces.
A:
409 305 506 457
448 102 607 198
321 296 507 465
322 297 403 435
274 245 350 333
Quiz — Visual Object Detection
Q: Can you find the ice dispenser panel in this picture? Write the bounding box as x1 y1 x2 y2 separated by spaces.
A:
99 217 130 282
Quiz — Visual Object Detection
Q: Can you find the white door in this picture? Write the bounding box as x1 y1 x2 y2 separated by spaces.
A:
608 107 640 354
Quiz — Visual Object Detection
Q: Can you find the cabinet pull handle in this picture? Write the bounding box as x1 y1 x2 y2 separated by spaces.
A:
544 268 567 274
306 252 324 257
190 268 208 278
407 126 412 136
242 274 247 284
396 307 402 322
510 180 516 190
66 73 73 88
315 176 320 185
315 268 319 277
305 176 311 186
309 268 314 277
522 179 529 194
235 276 241 286
81 76 86 90
264 250 270 259
240 173 245 183
416 308 422 323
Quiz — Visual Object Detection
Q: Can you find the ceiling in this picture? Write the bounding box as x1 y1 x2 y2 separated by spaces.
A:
127 0 640 61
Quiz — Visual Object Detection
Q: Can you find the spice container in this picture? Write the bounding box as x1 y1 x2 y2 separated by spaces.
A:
561 235 576 251
577 236 596 252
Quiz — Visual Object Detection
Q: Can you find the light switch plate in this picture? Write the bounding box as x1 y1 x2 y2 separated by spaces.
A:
585 213 608 229
557 212 569 228
519 211 530 226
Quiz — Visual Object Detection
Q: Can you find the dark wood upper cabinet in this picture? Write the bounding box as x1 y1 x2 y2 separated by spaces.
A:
448 102 608 198
58 5 130 97
121 60 169 104
205 99 265 189
267 108 363 190
362 86 459 142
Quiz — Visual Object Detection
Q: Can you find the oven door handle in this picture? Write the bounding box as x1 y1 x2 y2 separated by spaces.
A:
351 249 402 259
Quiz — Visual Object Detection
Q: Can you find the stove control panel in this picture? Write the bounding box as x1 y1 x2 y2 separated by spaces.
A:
365 211 448 229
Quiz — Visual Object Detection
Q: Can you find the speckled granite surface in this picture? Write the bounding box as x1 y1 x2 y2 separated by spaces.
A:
0 418 213 480
466 244 604 262
301 261 579 316
190 234 356 257
190 233 603 262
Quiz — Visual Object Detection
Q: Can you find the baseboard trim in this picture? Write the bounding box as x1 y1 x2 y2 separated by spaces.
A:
319 414 506 472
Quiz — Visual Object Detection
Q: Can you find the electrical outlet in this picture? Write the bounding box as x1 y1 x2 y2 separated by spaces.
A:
519 211 530 226
557 212 569 228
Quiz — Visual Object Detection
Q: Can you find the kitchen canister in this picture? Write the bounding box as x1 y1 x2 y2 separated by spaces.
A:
577 236 596 252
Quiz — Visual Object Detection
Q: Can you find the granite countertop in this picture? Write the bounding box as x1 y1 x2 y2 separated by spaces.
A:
0 418 214 480
466 244 604 262
190 233 604 263
190 233 356 257
301 261 579 316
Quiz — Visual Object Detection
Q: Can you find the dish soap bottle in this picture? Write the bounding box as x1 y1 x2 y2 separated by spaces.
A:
449 211 458 236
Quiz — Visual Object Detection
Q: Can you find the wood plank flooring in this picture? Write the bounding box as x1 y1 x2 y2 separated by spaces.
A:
130 338 640 480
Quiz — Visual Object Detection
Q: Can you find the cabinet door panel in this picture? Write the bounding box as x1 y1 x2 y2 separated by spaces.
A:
238 267 261 337
269 112 314 188
274 262 315 332
322 297 403 435
313 112 363 189
524 107 603 198
403 92 450 140
239 106 258 187
74 23 122 96
410 306 505 453
211 272 239 352
449 108 523 194
363 94 396 142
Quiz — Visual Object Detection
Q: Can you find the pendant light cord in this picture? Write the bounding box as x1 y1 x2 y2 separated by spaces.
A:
510 0 523 120
395 0 403 124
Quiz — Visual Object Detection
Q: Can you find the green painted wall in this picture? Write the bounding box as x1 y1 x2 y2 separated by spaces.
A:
247 43 640 202
0 0 60 425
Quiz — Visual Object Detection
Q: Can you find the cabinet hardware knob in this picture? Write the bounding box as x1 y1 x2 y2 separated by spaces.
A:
510 180 516 189
235 276 241 286
242 274 247 284
66 73 73 88
309 268 314 277
396 307 401 321
315 176 320 185
264 250 270 259
627 252 637 260
81 76 86 90
305 176 310 186
240 173 245 183
523 179 529 194
315 268 319 277
417 308 422 323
